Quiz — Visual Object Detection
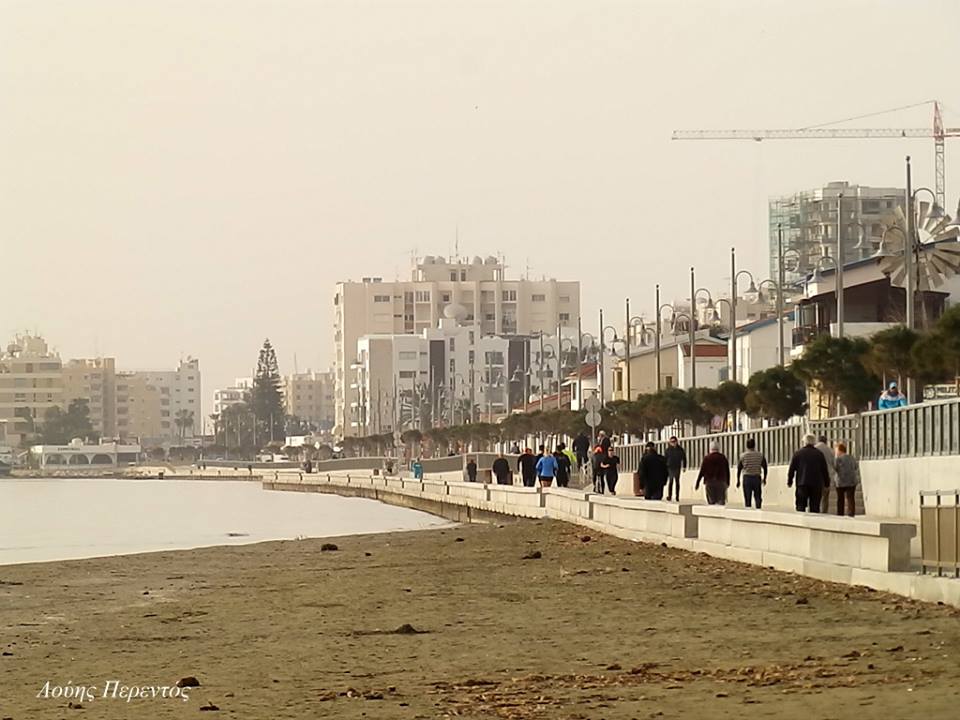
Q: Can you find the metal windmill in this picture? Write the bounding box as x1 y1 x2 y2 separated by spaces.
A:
876 204 960 290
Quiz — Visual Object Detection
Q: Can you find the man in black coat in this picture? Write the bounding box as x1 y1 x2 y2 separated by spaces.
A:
638 442 669 500
517 448 538 488
787 433 830 513
492 455 512 485
572 433 590 470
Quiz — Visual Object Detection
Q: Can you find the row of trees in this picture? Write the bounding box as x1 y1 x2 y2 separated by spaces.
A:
793 306 960 413
336 306 960 455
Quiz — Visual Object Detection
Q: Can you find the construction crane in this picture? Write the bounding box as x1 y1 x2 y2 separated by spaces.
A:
672 100 960 209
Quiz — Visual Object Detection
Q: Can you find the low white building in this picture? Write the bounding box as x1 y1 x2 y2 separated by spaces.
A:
727 312 796 382
30 439 141 468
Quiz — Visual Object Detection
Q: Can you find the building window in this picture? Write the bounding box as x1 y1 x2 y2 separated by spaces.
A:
502 290 517 302
664 375 674 388
374 295 390 303
468 331 474 344
441 292 451 302
532 294 546 302
559 295 570 303
398 351 418 360
484 313 495 321
460 270 467 280
448 338 455 351
399 371 416 379
450 272 457 281
559 313 570 322
449 359 456 373
484 351 504 365
415 291 431 302
468 350 475 364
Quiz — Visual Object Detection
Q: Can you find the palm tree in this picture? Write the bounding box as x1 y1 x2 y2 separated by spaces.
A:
174 409 195 444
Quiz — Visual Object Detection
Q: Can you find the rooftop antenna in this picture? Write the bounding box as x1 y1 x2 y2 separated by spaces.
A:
455 224 460 261
294 352 299 375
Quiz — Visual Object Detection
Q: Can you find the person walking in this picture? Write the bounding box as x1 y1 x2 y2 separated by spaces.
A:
591 445 606 493
638 442 668 500
664 436 687 502
572 432 590 471
834 442 861 517
465 457 478 483
736 439 768 509
787 434 830 513
535 450 558 488
600 448 620 495
517 448 537 488
559 442 577 477
492 454 512 485
878 381 908 410
815 435 837 513
553 446 572 488
695 442 730 505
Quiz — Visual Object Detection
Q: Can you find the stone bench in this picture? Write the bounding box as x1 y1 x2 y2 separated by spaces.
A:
692 506 916 573
588 495 699 542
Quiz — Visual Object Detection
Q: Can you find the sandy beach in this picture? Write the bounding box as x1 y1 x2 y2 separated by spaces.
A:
2 517 959 719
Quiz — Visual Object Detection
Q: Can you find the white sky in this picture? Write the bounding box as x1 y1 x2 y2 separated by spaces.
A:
3 0 960 412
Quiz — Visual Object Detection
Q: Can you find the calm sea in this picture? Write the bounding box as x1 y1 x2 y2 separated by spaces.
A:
0 478 448 565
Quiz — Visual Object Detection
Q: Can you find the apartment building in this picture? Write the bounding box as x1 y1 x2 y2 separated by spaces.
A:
284 370 334 430
62 358 117 438
769 181 905 285
334 255 580 436
0 335 63 446
115 358 202 444
213 377 252 417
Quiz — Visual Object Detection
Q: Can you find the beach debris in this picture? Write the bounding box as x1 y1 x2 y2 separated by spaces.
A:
394 623 424 634
226 532 249 537
522 550 542 560
176 676 201 688
320 543 339 552
351 623 429 636
580 535 592 542
796 597 809 605
455 537 465 542
2 651 13 656
67 701 84 709
364 552 372 557
199 702 220 711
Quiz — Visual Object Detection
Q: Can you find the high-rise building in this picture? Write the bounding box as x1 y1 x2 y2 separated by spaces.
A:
61 358 117 438
769 181 905 285
115 358 201 445
284 370 334 431
333 255 580 437
0 335 63 446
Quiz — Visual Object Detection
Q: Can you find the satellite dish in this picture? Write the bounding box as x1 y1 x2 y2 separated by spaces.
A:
876 205 960 290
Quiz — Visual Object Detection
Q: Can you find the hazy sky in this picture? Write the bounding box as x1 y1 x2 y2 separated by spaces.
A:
4 0 960 414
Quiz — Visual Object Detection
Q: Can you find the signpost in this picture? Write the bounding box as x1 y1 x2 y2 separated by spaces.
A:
584 393 602 445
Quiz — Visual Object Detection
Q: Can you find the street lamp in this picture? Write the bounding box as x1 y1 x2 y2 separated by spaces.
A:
598 308 619 404
729 247 759 383
690 267 714 389
624 298 654 401
578 322 597 411
653 283 679 393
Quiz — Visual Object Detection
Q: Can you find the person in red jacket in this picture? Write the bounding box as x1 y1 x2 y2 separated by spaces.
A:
695 442 731 505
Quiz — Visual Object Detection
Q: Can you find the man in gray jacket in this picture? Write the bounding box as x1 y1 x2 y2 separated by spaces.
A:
815 435 836 513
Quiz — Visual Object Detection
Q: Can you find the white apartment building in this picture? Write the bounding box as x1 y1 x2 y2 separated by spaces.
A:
213 377 253 417
352 307 576 436
0 335 63 446
334 255 580 437
116 357 202 444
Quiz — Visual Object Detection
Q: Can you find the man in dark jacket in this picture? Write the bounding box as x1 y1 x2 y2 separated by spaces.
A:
787 433 830 513
517 448 537 488
572 433 590 470
553 448 571 488
466 457 478 482
663 436 687 501
638 442 669 500
695 442 731 505
492 454 511 485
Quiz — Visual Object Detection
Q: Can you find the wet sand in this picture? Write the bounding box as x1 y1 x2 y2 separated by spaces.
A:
1 518 959 719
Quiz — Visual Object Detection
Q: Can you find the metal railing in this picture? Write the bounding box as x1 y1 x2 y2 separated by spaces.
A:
301 399 960 476
920 490 960 577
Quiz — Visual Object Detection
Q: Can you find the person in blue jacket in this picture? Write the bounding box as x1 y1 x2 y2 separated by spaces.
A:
878 381 908 410
535 451 558 488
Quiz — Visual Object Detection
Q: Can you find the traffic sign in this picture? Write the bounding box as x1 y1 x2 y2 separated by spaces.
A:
585 411 602 427
584 394 602 413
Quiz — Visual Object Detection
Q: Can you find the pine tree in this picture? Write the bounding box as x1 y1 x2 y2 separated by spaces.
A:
252 339 285 444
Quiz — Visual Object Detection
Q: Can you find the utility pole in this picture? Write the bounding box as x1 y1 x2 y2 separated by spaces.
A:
905 156 916 403
777 223 785 366
625 297 632 400
729 248 738 384
654 284 662 392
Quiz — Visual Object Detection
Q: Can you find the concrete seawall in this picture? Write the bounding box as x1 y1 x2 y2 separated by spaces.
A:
264 471 960 609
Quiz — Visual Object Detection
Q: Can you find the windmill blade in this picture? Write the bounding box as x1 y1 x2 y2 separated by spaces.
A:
916 200 931 229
